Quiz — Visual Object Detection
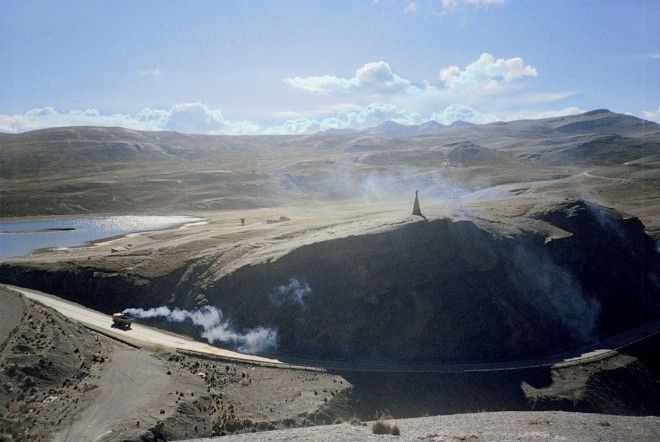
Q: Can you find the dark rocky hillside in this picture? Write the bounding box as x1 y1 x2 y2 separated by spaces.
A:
2 200 658 364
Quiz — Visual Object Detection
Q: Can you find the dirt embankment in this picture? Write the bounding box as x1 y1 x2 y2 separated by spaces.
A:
0 289 110 440
0 288 355 440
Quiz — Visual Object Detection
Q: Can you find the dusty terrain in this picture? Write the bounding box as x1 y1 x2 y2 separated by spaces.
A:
0 110 658 237
201 411 660 441
1 110 659 439
0 288 354 440
2 285 659 441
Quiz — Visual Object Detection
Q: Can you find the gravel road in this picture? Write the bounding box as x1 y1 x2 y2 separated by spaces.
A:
7 284 659 375
8 285 282 365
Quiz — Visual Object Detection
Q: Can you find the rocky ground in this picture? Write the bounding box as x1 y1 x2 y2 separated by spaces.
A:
203 411 660 441
1 284 659 440
0 288 354 441
0 288 111 440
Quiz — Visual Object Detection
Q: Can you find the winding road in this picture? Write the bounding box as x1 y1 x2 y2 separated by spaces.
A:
5 284 281 365
4 284 659 374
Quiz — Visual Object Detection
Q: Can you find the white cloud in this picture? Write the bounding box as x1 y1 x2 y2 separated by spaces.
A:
265 103 423 134
441 0 507 8
439 52 537 93
520 91 576 104
0 103 261 135
0 102 591 135
285 61 419 95
404 2 418 14
650 54 660 60
139 68 161 77
286 54 537 106
642 106 660 123
430 104 498 124
266 104 591 134
272 102 362 119
152 102 260 134
503 107 585 121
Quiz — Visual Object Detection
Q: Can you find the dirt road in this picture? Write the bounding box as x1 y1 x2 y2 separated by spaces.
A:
6 285 282 365
5 284 659 374
54 348 205 442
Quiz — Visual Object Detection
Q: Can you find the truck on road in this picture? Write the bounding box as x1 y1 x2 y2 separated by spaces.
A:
112 313 133 329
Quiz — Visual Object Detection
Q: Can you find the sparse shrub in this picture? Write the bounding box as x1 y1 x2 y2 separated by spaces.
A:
372 421 392 434
372 421 400 435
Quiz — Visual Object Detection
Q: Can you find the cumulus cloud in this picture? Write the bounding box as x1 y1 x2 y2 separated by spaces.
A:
150 102 259 134
0 101 591 135
265 103 423 134
439 53 537 93
0 102 261 135
430 104 498 124
286 53 537 104
642 106 660 123
267 103 590 134
285 61 419 95
441 0 507 8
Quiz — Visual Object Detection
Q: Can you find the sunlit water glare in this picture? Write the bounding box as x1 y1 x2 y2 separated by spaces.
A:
0 216 195 259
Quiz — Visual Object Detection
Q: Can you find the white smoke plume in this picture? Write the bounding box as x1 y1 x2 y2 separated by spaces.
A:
122 305 278 354
269 278 312 307
308 167 467 209
510 244 600 339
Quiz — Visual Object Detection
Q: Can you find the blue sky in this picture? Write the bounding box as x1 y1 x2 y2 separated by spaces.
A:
1 0 658 133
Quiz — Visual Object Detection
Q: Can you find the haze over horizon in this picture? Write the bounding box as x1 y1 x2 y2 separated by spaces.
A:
1 0 659 134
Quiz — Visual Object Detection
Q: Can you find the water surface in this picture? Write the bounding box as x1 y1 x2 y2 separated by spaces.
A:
0 216 194 259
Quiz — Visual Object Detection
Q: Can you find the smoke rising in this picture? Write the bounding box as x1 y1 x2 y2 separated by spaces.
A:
309 167 467 210
123 305 278 354
509 244 601 339
269 278 312 307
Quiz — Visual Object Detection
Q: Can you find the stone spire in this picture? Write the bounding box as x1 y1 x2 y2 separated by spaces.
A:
412 189 423 217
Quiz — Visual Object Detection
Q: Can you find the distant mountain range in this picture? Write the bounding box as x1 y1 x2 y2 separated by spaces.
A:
319 109 657 137
360 119 475 136
1 109 658 217
317 119 474 136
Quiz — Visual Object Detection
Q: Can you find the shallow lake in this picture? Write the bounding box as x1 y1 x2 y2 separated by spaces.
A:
0 216 195 259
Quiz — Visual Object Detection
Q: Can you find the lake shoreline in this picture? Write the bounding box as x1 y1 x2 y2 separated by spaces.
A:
0 215 201 260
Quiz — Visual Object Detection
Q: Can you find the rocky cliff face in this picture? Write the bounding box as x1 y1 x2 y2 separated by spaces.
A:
1 200 658 363
204 201 658 362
